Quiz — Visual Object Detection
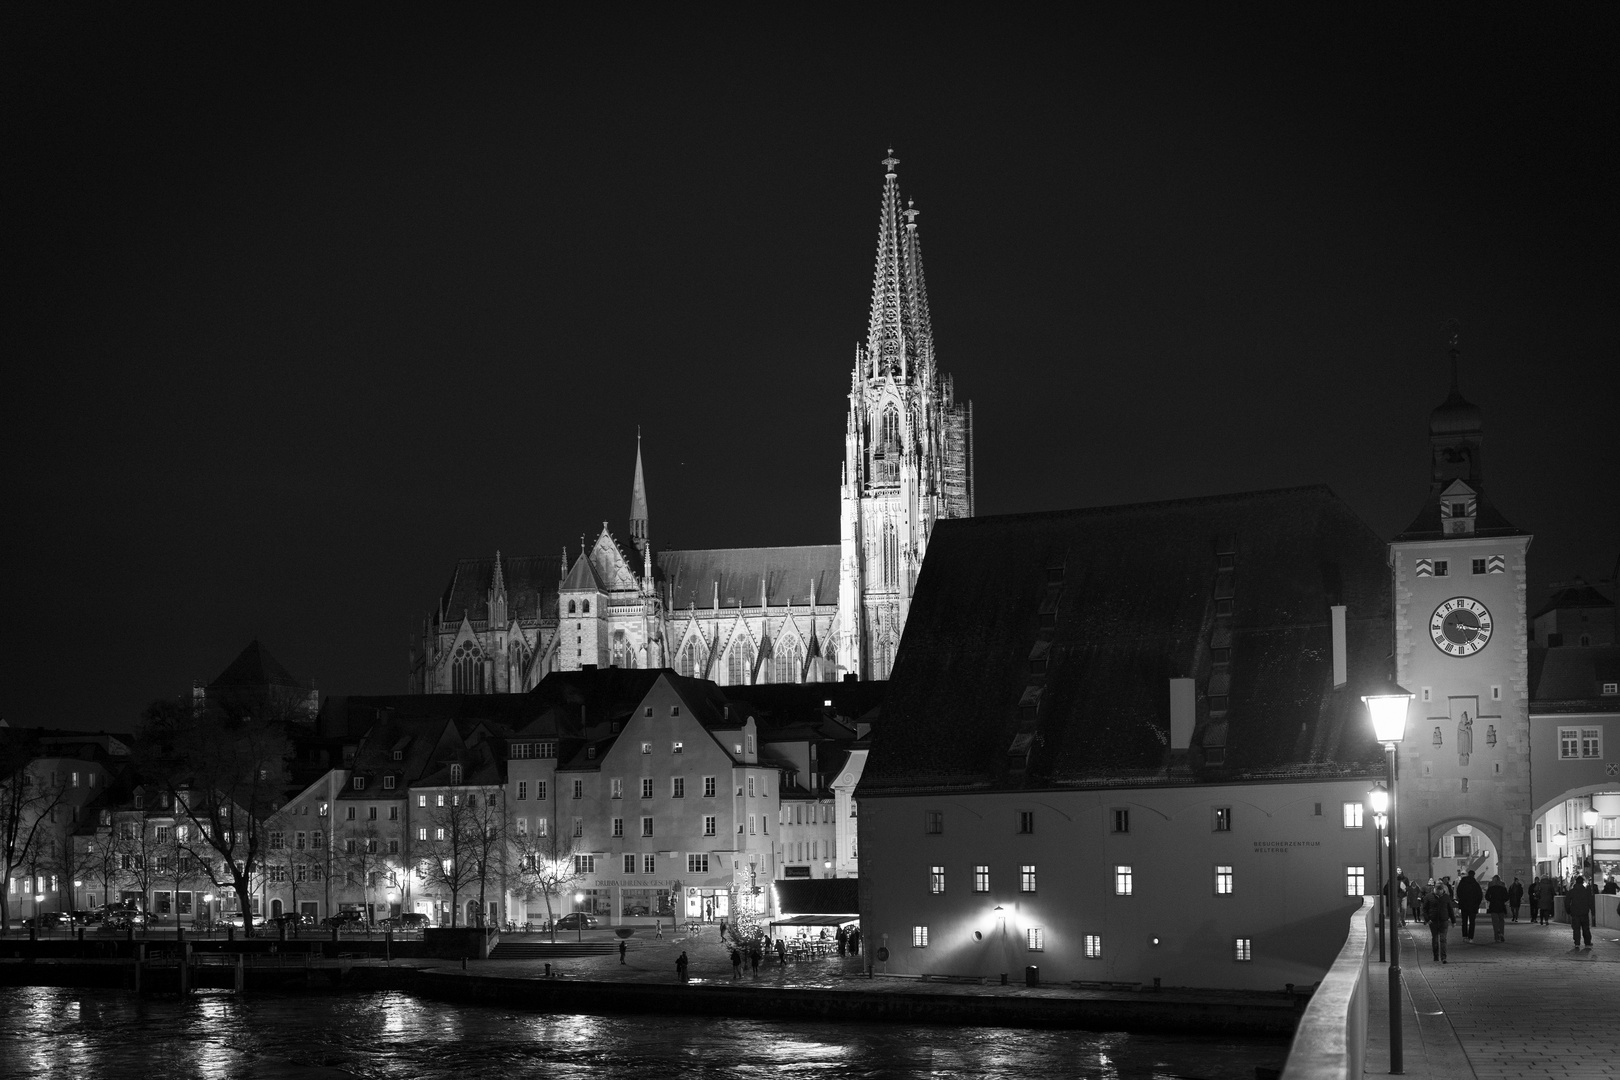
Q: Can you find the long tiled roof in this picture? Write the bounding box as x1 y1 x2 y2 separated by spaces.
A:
208 640 309 691
1533 584 1615 620
657 546 839 610
437 555 563 624
861 486 1394 794
1530 646 1620 710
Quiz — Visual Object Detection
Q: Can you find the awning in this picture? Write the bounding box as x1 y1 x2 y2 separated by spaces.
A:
767 914 857 928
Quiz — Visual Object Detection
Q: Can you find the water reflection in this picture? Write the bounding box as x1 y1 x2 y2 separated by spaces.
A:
0 987 1286 1080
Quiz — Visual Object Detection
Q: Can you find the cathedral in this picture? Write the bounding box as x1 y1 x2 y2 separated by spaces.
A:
407 154 974 694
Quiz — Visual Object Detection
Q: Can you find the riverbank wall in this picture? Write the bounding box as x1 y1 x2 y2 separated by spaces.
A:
0 955 1301 1036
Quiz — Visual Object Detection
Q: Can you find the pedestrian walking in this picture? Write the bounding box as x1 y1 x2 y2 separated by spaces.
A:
849 927 861 955
749 943 761 975
675 951 689 982
1423 884 1456 963
1456 870 1483 941
1527 876 1540 924
1534 876 1555 926
1507 876 1524 922
619 940 628 964
1484 874 1509 942
730 947 743 979
776 938 787 964
719 918 728 941
836 926 848 957
1567 874 1595 948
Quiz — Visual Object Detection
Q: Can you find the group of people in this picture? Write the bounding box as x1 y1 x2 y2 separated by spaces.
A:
1395 866 1608 961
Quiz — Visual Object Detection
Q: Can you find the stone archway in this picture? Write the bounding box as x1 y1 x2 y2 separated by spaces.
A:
1429 819 1500 884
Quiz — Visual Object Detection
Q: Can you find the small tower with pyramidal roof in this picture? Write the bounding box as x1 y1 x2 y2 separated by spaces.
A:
837 150 974 680
1389 327 1533 890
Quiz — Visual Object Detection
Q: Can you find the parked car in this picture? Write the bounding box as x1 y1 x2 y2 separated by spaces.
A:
268 912 315 931
70 909 104 926
550 913 599 931
322 911 369 932
219 912 250 929
24 912 69 930
378 912 430 932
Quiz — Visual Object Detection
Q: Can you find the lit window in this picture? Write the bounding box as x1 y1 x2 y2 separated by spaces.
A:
973 865 989 893
418 795 426 808
929 866 945 894
1234 938 1253 962
1347 866 1367 895
1026 927 1044 952
417 828 427 841
1085 934 1102 959
912 926 929 948
1021 865 1037 892
673 741 683 754
642 742 652 755
1112 808 1129 833
1215 865 1234 895
1214 807 1232 831
1115 865 1133 895
925 811 944 835
1343 803 1364 829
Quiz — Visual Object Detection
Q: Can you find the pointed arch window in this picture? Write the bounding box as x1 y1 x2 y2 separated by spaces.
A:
728 642 754 686
822 642 838 681
508 644 529 691
679 640 702 678
452 642 485 694
582 600 591 614
568 600 577 614
775 639 802 685
882 522 899 587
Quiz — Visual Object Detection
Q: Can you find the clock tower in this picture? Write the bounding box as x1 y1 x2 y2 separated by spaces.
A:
1390 339 1533 883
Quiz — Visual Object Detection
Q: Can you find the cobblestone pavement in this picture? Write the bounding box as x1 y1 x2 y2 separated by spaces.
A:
1364 914 1620 1078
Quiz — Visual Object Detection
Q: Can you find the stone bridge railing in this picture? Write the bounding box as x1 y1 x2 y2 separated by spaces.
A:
1279 896 1373 1080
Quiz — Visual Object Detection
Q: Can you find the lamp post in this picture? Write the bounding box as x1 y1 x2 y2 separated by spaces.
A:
574 891 584 942
1553 830 1568 881
1582 804 1601 884
1364 683 1413 1076
1369 784 1389 963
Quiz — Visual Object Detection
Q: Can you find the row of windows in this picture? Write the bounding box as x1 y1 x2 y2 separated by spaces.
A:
597 776 729 799
929 864 1037 893
927 803 1383 836
509 741 558 759
1559 728 1603 760
572 853 713 875
907 925 1256 962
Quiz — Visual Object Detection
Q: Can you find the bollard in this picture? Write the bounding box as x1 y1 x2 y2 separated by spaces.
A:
461 957 467 971
545 962 551 978
1153 977 1161 992
1000 972 1007 986
180 942 190 995
235 952 245 992
227 926 235 945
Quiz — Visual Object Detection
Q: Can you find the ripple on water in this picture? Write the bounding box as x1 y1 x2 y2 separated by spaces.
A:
0 987 1287 1080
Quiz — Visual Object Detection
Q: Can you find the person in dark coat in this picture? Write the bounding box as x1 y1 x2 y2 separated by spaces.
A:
1484 875 1510 942
1527 876 1540 924
619 940 628 964
1534 876 1556 926
1603 876 1619 895
1507 877 1524 922
675 951 689 982
1567 875 1595 948
1456 870 1484 940
1423 884 1456 962
730 947 743 979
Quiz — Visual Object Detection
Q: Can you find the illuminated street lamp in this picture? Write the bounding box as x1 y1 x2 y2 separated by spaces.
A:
1368 783 1389 963
1583 803 1601 883
1364 682 1412 1076
574 892 585 942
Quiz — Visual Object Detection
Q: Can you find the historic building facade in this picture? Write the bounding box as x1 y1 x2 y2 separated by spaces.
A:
408 156 973 694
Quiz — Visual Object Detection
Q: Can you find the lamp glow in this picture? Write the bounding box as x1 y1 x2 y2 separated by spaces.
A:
1368 785 1389 815
1362 685 1414 744
1583 808 1600 829
1554 830 1568 849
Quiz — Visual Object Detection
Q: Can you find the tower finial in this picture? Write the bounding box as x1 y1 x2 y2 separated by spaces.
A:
904 199 919 228
1443 318 1462 395
630 430 650 552
882 148 899 176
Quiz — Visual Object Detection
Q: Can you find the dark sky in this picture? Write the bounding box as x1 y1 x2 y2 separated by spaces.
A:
5 6 1616 731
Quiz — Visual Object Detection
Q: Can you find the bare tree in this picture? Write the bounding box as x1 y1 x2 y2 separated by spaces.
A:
79 818 124 913
109 811 160 915
338 816 387 927
513 825 582 942
417 793 483 927
0 731 67 931
466 790 507 928
136 698 290 936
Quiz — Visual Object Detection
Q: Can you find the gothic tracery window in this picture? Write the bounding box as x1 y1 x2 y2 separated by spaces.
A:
728 642 754 686
775 639 802 684
452 641 485 694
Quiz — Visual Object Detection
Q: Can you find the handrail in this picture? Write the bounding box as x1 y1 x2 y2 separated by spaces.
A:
1279 897 1373 1080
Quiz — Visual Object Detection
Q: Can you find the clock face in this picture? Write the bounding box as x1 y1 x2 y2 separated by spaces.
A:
1430 597 1493 656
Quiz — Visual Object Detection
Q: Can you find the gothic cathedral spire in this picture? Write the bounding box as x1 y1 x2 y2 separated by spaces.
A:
630 429 649 555
838 151 974 680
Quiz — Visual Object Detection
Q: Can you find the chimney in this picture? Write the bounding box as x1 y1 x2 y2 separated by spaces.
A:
1170 678 1195 749
1330 605 1347 688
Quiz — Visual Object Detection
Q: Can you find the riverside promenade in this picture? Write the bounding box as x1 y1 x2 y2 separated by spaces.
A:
1363 911 1620 1079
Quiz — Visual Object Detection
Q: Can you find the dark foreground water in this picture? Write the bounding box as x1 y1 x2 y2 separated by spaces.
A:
0 986 1288 1080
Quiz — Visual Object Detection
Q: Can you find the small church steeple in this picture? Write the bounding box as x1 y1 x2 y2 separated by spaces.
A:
630 429 649 555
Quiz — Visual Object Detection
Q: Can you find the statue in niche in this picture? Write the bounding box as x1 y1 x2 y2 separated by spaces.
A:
1457 713 1473 766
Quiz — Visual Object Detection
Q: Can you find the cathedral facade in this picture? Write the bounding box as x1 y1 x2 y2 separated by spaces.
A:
408 156 974 694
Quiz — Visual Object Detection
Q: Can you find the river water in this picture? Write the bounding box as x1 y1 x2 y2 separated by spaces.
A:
0 986 1287 1079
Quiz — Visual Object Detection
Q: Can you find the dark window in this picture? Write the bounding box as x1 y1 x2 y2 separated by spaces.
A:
924 811 944 835
1471 559 1487 575
1205 747 1226 765
1215 599 1234 616
1214 807 1232 831
1217 553 1236 570
1112 808 1129 833
1018 811 1034 834
1433 561 1449 577
1045 567 1064 583
1209 695 1229 711
1210 648 1231 665
1029 658 1048 674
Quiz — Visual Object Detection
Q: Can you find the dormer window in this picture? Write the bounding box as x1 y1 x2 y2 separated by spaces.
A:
392 750 403 761
383 776 396 790
641 742 652 754
450 764 463 785
353 777 365 791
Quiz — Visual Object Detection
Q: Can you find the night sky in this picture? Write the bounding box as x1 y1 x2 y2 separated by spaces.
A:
5 7 1616 731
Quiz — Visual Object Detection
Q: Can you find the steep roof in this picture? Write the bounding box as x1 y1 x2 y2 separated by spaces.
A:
658 546 838 610
861 486 1393 795
1530 646 1620 711
208 640 309 691
438 555 563 624
1534 583 1615 620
